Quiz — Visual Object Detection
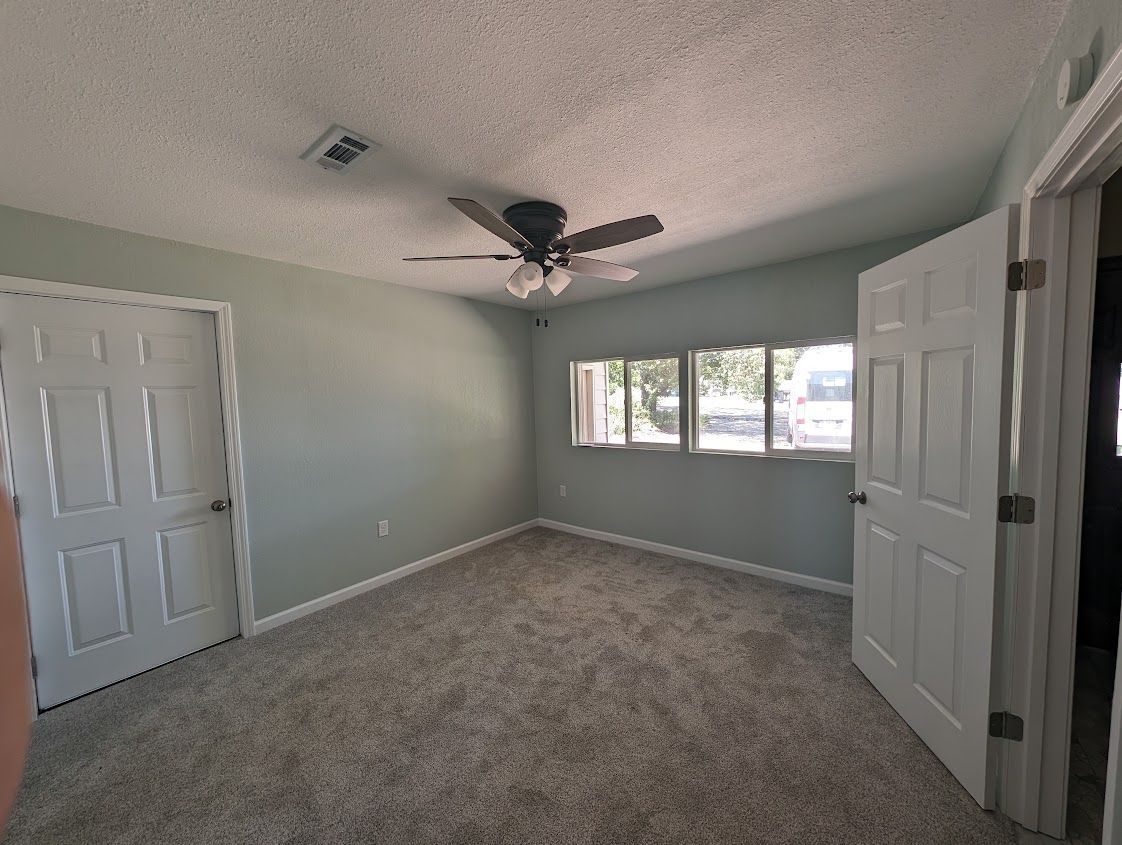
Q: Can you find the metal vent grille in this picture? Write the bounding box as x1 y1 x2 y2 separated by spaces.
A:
301 125 379 173
339 136 369 152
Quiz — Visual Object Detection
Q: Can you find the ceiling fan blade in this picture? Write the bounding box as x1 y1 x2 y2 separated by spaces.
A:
403 254 515 261
448 198 532 250
553 214 663 254
558 255 638 282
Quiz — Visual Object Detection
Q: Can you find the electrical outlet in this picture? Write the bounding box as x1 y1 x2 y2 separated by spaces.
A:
378 520 389 537
559 484 567 498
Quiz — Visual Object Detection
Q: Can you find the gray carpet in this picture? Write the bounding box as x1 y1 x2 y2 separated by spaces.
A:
3 527 1015 844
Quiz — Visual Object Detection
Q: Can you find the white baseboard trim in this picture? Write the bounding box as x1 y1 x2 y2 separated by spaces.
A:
536 519 853 597
252 520 538 634
252 516 850 635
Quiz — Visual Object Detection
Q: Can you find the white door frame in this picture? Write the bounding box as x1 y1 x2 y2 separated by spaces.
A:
0 275 256 706
1000 42 1122 837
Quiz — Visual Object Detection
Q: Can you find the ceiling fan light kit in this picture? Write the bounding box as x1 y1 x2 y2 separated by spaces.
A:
404 197 664 300
545 268 572 296
505 278 530 299
505 261 544 298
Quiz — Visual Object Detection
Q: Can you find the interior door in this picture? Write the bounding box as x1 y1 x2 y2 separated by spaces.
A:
851 205 1017 807
0 293 240 708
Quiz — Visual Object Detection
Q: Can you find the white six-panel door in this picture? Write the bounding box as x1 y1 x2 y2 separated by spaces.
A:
0 293 239 708
852 206 1016 807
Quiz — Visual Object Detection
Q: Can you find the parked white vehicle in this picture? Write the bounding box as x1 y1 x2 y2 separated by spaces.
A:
786 344 854 450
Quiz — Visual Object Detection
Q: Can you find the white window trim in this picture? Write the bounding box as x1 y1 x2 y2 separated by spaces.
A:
571 354 682 451
689 335 856 462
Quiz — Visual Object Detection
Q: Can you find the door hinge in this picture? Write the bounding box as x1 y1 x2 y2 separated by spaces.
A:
998 493 1035 524
989 711 1024 741
11 495 19 519
30 654 37 679
1007 259 1046 291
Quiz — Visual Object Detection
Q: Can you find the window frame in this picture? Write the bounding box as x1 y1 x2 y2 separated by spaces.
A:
571 353 682 451
689 335 856 462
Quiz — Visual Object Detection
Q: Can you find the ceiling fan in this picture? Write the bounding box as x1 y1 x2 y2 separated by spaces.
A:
404 198 664 298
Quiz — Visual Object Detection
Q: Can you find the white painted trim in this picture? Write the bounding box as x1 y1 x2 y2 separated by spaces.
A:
252 520 539 634
253 517 851 635
1005 39 1122 838
0 274 256 648
0 275 229 313
538 519 853 597
1025 43 1122 200
211 303 256 638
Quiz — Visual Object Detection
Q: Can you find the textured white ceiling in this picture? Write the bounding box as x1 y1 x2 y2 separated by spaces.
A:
0 0 1068 308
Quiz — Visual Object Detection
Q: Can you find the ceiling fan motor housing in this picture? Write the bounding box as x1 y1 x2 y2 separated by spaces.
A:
503 201 568 266
403 196 655 287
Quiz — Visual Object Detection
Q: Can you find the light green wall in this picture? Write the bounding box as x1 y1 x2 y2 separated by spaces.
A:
532 230 944 586
975 0 1122 214
0 204 537 619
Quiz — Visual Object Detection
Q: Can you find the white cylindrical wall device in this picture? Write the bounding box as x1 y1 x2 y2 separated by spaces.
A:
1058 52 1095 109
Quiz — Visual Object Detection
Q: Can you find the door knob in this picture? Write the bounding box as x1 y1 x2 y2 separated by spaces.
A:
211 499 229 512
848 491 867 505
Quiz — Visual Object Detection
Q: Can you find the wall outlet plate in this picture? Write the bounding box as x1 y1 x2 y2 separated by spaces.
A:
559 484 567 498
378 520 389 537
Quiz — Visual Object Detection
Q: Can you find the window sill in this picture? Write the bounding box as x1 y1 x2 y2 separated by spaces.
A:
690 446 854 463
573 442 681 453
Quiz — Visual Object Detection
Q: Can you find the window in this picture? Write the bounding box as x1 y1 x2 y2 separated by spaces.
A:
627 357 680 445
573 356 680 449
574 359 625 445
770 341 854 454
690 338 854 459
694 346 766 452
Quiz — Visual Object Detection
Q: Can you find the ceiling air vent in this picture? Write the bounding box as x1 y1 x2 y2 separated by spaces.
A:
300 124 380 173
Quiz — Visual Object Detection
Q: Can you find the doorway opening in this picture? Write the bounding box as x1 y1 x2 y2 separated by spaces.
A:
1067 172 1122 842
